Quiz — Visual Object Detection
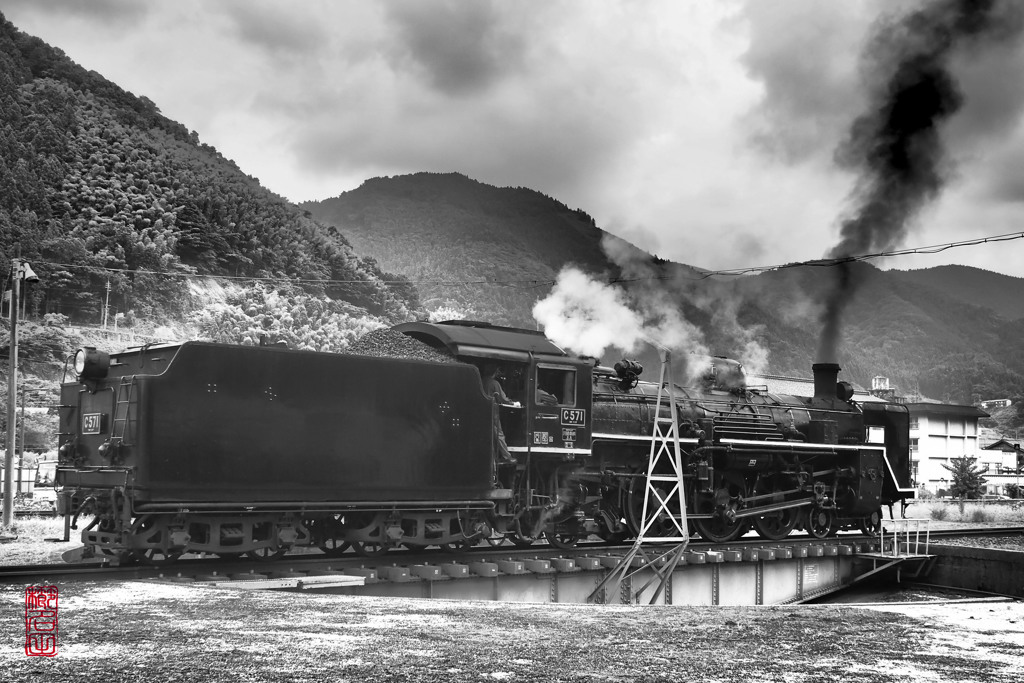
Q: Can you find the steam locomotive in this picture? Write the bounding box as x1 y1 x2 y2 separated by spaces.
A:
55 320 914 563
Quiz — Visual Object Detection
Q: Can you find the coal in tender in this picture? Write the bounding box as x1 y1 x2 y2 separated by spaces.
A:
347 328 456 364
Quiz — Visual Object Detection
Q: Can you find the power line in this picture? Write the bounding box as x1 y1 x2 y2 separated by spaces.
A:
626 231 1024 282
14 230 1024 290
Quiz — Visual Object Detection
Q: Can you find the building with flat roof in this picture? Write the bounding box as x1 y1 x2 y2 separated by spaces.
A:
904 402 990 494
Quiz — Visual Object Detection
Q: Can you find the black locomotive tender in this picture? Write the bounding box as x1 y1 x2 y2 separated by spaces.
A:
57 321 914 563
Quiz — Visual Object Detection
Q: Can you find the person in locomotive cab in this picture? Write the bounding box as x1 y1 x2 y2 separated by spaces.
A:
482 364 519 463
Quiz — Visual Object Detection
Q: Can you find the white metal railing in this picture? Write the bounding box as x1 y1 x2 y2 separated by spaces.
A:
879 518 931 556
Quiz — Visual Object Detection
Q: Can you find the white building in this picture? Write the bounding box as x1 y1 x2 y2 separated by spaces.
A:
980 439 1024 495
904 402 990 495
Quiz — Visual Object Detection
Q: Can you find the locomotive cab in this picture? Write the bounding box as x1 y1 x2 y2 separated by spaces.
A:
393 320 594 458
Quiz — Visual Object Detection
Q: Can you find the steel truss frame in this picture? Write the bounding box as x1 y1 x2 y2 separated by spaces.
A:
589 348 689 604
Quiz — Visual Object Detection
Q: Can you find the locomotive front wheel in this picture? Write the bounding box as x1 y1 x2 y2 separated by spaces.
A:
805 507 835 539
752 509 800 541
857 509 882 536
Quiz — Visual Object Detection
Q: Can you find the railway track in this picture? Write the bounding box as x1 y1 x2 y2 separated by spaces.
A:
3 525 1022 586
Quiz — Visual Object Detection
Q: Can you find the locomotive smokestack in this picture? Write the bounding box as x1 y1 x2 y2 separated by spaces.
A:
812 363 841 400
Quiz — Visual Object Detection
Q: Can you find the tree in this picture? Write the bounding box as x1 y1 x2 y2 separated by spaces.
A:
941 456 989 501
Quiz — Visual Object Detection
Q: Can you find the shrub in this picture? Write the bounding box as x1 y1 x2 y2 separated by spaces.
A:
929 506 949 521
968 507 991 523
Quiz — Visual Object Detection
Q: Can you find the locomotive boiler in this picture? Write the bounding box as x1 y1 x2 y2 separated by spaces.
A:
55 320 914 562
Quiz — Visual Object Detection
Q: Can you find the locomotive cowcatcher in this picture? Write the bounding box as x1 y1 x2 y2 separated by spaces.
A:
55 321 915 563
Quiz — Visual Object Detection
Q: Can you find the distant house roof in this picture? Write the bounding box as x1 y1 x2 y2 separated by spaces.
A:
983 439 1021 452
904 402 989 419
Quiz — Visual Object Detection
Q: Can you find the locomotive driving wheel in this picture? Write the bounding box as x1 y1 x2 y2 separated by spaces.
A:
750 478 800 542
692 481 749 544
624 473 684 539
752 510 799 542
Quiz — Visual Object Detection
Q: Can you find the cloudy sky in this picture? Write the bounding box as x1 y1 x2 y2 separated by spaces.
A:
3 0 1024 278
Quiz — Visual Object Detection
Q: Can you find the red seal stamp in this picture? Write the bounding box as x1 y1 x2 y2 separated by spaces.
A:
24 585 58 657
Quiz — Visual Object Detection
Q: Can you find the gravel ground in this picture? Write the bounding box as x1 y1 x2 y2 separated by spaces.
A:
2 581 1022 682
929 534 1024 551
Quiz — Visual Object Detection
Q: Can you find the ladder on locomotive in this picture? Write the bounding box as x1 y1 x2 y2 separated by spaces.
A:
111 375 138 445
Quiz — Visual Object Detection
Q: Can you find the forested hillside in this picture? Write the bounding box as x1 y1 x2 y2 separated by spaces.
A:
0 13 420 346
888 266 1024 321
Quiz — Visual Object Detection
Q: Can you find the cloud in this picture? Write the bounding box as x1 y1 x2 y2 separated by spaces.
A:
382 0 528 97
0 0 150 27
219 0 331 59
737 0 883 164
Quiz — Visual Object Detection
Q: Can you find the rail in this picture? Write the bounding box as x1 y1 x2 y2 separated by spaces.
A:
879 517 931 556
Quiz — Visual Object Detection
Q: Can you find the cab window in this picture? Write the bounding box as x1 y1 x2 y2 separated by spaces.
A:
536 366 576 406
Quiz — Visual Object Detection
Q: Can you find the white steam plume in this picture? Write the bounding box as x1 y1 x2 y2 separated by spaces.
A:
600 233 771 376
533 266 708 364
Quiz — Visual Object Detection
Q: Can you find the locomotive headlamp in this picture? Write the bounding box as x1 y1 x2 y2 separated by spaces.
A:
58 442 76 461
74 347 110 380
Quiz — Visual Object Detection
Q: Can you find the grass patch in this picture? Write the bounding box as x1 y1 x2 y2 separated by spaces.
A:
0 515 72 565
913 501 1024 525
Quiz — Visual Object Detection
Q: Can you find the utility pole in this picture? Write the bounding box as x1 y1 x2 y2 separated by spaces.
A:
18 388 26 494
3 258 21 528
102 279 111 329
3 258 37 528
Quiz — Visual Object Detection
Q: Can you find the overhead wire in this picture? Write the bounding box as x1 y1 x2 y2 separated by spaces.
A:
8 230 1024 290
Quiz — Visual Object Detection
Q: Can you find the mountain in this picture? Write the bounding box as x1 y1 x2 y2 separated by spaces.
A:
888 265 1024 321
729 263 1024 402
304 176 1024 405
301 172 619 327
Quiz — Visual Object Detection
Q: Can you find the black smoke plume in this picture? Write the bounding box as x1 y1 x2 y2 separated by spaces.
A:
817 0 1023 363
